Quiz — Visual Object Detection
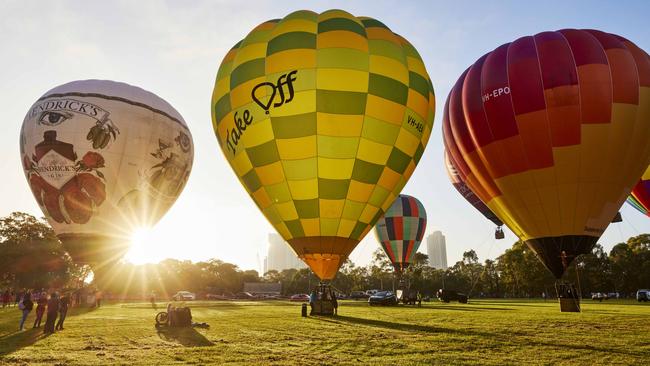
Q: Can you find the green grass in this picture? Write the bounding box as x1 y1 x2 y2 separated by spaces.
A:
0 299 648 365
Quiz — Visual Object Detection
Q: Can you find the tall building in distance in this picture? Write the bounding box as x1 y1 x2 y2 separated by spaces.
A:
427 231 448 269
265 233 306 273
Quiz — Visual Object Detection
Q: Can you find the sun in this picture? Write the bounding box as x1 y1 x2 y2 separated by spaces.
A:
125 228 156 265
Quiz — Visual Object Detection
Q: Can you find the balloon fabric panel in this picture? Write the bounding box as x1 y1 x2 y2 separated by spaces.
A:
442 29 650 278
212 10 435 280
373 194 427 271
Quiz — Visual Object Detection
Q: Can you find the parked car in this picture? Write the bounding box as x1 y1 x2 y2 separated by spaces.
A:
436 289 468 304
234 292 257 300
349 291 370 300
365 289 380 296
368 291 398 306
205 293 229 300
591 292 608 301
637 289 650 302
172 291 196 301
290 294 310 302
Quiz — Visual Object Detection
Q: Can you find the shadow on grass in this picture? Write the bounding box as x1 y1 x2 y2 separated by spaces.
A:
436 305 514 311
315 315 496 339
0 305 98 357
156 327 213 347
0 328 50 356
317 314 647 357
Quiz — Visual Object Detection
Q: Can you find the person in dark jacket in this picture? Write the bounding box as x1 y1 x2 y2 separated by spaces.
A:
19 292 34 331
44 292 60 334
33 292 47 328
55 294 70 330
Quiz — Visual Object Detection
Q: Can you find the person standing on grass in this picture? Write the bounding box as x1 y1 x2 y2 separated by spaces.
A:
309 290 317 315
331 290 338 315
19 291 34 331
15 290 22 308
2 289 9 308
33 291 47 328
44 292 60 334
55 294 70 330
95 290 102 308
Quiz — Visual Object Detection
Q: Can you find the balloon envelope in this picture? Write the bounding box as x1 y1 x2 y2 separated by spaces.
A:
374 194 427 272
21 80 194 264
444 150 503 227
627 165 650 216
443 29 650 278
211 9 435 280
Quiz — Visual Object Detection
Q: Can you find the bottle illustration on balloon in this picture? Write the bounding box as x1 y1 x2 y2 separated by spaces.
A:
20 80 194 267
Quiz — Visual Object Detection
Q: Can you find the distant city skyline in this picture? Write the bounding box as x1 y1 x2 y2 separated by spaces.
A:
427 231 448 269
264 233 306 274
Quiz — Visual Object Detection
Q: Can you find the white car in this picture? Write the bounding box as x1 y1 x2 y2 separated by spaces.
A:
172 291 196 301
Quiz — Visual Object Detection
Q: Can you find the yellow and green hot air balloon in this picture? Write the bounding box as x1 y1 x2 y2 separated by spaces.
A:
211 9 435 280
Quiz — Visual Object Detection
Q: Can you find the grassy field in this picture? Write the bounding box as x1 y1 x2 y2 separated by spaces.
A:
0 299 648 365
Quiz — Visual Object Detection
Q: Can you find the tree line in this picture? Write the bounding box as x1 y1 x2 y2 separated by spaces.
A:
1 212 648 299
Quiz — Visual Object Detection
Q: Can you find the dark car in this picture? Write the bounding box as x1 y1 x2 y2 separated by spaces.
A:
637 289 650 302
368 291 397 306
290 294 310 302
349 291 370 300
234 292 257 300
436 289 468 304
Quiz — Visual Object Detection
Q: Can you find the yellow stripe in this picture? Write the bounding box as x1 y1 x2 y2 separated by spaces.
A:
276 136 317 160
369 55 409 85
365 94 405 125
271 19 317 37
318 9 359 22
316 113 363 136
233 43 267 65
266 49 317 74
317 31 368 52
356 138 392 164
317 157 354 179
316 68 369 92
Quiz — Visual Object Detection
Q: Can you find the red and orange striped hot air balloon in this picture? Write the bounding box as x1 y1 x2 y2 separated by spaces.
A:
627 165 650 216
443 149 503 229
442 29 650 279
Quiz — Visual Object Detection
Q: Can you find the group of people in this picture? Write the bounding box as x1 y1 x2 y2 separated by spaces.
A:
309 288 338 315
2 289 20 308
2 289 72 333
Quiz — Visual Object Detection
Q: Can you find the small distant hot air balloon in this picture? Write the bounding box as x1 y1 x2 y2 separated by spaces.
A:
444 150 504 238
374 194 427 272
211 9 435 281
627 165 650 216
20 80 194 266
443 29 650 280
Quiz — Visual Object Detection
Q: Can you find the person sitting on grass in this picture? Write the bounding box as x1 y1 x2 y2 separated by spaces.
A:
55 293 69 330
18 291 33 331
44 292 59 334
167 303 175 326
33 291 47 328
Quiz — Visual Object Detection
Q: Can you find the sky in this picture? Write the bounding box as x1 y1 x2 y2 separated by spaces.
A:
1 0 650 273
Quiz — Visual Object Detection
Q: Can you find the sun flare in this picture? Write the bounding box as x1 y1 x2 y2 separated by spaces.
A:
125 228 156 265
